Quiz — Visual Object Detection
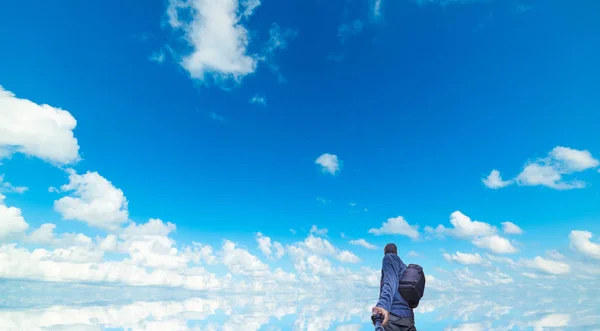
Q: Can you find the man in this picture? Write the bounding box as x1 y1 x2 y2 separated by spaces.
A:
372 243 417 331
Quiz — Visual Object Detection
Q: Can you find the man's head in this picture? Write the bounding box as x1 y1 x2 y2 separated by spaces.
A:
384 243 397 255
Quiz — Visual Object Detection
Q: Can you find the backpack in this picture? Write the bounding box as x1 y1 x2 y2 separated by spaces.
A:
380 263 426 309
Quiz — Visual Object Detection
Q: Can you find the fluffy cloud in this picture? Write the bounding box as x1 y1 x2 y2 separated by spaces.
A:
530 314 570 331
256 232 284 259
368 216 419 239
310 225 328 237
501 221 523 235
0 200 28 240
472 235 518 254
484 147 599 190
0 86 80 165
315 153 340 175
434 211 497 239
166 0 258 81
482 170 513 189
521 256 570 275
336 250 361 263
54 169 129 230
221 240 269 276
516 146 598 189
349 239 377 250
443 252 489 266
569 230 600 260
0 243 221 290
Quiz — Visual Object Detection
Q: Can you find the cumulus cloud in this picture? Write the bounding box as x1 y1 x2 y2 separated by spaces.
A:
349 239 377 250
483 147 599 190
315 153 341 175
0 86 80 165
434 211 497 239
336 250 361 263
256 232 284 259
501 221 523 235
516 146 599 189
472 235 518 254
54 169 129 230
0 200 28 240
221 240 269 276
310 225 328 237
521 256 570 275
443 252 489 266
166 0 258 81
0 243 222 290
368 216 419 239
569 230 600 260
482 170 513 189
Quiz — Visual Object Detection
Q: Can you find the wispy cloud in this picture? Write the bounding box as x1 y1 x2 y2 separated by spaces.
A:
250 94 267 106
209 112 225 122
338 20 363 43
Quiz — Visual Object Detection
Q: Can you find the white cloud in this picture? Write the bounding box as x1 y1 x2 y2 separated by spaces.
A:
336 324 362 331
550 146 599 171
27 223 56 245
502 221 523 235
530 314 570 331
221 240 269 276
485 254 515 265
149 49 166 64
407 251 419 257
0 86 80 165
0 201 28 240
521 256 570 275
315 153 340 175
446 322 485 331
240 0 261 17
0 174 28 194
487 270 513 284
256 232 284 259
0 243 221 290
522 272 539 279
303 235 336 255
249 94 267 106
472 235 518 254
368 216 419 239
338 20 363 43
349 239 377 250
316 196 330 205
54 169 129 230
482 170 513 189
443 252 488 265
569 230 600 260
515 146 598 190
310 225 328 237
166 0 258 81
372 0 383 18
208 112 225 122
336 250 361 263
121 218 176 238
434 211 497 239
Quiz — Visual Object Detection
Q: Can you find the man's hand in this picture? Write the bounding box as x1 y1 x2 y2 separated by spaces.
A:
372 306 390 326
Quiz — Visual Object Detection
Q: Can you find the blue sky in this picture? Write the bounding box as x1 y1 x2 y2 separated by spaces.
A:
1 0 600 330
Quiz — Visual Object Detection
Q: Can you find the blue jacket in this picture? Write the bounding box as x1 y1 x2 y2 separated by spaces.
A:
376 253 414 318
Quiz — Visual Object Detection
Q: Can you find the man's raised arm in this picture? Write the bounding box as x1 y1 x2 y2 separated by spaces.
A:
376 254 400 312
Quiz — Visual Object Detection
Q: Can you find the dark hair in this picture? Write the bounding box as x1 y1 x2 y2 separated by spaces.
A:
384 243 397 255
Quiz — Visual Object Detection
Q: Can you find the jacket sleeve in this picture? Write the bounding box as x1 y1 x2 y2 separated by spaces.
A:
376 254 400 312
